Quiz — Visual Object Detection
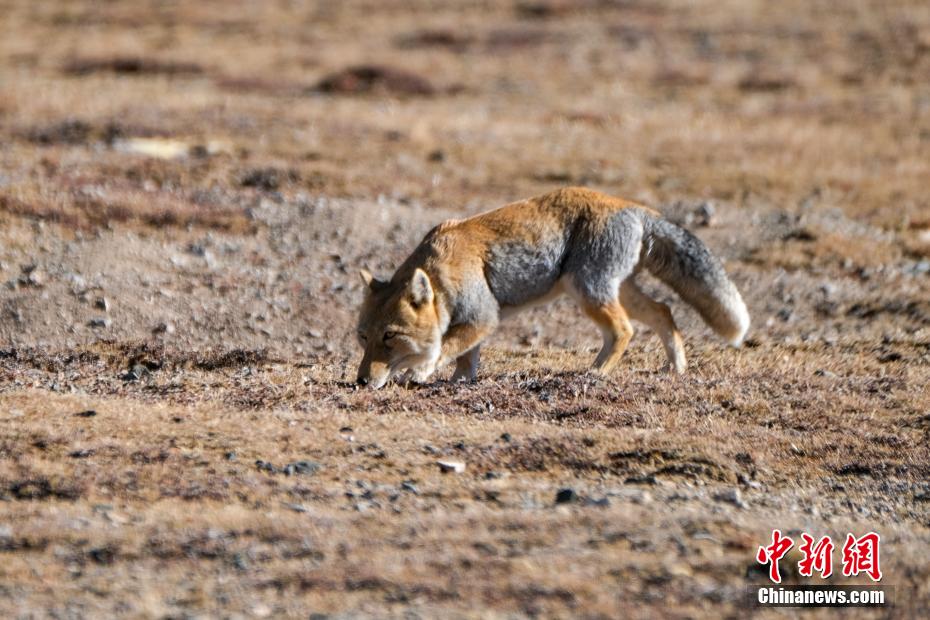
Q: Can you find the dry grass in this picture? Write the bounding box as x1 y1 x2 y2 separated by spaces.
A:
1 0 929 617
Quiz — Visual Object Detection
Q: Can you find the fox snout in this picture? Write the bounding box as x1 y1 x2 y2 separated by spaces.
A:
356 355 390 389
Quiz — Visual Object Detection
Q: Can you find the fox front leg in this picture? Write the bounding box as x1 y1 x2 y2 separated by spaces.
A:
439 322 496 381
451 346 480 382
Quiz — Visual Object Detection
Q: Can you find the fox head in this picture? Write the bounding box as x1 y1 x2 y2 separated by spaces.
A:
355 267 442 388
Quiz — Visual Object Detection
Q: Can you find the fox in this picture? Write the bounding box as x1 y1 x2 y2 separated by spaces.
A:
355 187 749 389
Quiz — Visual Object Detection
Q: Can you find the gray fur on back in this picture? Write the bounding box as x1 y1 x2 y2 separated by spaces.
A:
485 234 569 307
563 209 643 303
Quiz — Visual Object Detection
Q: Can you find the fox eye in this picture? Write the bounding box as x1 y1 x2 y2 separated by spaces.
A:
383 331 397 342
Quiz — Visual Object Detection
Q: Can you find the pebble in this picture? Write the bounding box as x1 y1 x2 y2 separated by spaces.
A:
284 460 320 476
437 460 465 474
122 364 148 381
714 487 748 509
94 297 110 312
152 322 175 335
255 459 321 476
88 317 111 329
555 488 578 504
737 473 762 490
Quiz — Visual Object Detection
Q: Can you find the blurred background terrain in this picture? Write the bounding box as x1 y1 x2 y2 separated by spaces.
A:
0 1 928 617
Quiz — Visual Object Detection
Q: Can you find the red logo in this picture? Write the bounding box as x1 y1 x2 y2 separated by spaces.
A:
842 532 882 582
756 529 794 584
798 534 834 578
757 531 882 583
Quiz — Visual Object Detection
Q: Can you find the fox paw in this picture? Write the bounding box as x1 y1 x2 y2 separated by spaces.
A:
400 365 435 385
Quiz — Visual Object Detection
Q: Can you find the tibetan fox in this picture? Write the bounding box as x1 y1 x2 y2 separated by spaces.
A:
356 187 749 388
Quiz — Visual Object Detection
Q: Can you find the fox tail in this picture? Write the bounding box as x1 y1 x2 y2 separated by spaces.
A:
640 214 750 346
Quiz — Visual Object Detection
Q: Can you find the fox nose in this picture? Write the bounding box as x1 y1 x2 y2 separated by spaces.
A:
356 376 369 386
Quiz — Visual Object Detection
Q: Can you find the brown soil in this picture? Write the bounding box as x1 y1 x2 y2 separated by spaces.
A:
1 0 928 617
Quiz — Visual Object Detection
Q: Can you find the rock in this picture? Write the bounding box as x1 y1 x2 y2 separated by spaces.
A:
737 473 762 490
88 317 111 329
437 460 466 474
255 459 320 476
121 364 148 381
314 64 435 96
240 167 297 191
152 322 175 335
284 460 321 476
255 460 277 473
74 410 97 418
499 432 512 442
694 201 716 227
400 481 419 494
94 297 110 312
20 266 46 287
714 487 748 509
555 488 577 504
224 451 237 461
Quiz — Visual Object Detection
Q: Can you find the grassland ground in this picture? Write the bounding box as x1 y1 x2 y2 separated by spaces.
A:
1 0 929 617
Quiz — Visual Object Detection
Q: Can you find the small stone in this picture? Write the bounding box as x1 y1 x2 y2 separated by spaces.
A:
255 460 277 473
152 322 175 335
499 432 512 442
437 460 465 474
94 297 110 312
737 473 762 490
695 201 716 227
400 481 419 494
224 451 237 461
74 410 97 418
714 487 748 509
555 488 577 504
121 364 148 381
88 317 111 329
27 270 45 286
286 460 321 476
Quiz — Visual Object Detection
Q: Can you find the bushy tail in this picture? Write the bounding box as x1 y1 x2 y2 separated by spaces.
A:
640 214 750 346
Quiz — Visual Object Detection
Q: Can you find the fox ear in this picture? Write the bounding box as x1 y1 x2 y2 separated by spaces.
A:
359 269 386 291
409 268 433 307
359 268 374 287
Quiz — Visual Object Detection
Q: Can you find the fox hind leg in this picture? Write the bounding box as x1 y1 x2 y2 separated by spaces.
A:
580 299 634 374
620 281 686 373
